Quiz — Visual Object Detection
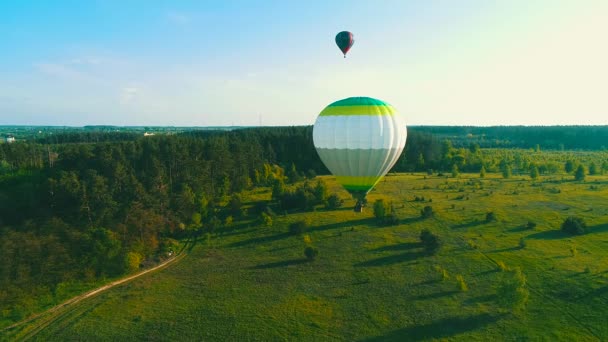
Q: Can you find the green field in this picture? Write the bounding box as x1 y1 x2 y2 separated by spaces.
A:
6 173 608 341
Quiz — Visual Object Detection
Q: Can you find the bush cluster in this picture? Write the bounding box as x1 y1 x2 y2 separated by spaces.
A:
420 206 434 219
420 229 441 255
561 216 586 235
304 246 318 261
289 220 309 235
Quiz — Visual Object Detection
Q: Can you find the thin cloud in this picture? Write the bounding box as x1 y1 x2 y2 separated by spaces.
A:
69 57 102 65
34 62 86 80
166 11 192 26
120 87 139 104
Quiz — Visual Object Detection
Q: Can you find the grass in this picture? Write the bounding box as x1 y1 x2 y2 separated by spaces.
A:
7 172 608 340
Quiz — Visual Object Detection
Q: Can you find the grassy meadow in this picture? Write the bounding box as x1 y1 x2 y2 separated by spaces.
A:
6 172 608 341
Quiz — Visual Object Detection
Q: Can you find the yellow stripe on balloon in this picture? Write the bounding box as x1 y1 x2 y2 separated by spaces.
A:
319 105 396 117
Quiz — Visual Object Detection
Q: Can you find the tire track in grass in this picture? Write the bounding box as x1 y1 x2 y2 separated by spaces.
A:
18 297 104 341
403 199 602 340
2 244 190 340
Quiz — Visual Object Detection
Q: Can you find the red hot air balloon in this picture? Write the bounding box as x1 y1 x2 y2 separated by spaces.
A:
335 31 354 58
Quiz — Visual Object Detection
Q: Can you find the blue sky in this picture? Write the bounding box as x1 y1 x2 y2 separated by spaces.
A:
1 1 607 126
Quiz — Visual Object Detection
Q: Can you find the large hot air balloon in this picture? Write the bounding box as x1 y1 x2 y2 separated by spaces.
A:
313 97 407 211
335 31 354 58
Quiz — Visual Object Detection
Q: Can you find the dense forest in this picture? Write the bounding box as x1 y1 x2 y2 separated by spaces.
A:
2 125 608 322
4 125 608 149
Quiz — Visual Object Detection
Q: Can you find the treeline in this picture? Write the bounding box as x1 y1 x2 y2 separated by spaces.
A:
35 131 141 144
409 125 608 150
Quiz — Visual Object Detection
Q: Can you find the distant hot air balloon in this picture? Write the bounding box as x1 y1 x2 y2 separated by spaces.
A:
335 31 354 58
313 97 407 212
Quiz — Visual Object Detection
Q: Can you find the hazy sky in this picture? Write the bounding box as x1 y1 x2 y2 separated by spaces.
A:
1 1 607 126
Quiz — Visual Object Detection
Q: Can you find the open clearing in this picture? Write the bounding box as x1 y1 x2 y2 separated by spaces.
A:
5 173 608 341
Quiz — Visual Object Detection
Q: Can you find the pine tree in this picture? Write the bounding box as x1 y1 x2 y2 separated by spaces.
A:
575 165 586 181
451 164 459 178
530 165 539 180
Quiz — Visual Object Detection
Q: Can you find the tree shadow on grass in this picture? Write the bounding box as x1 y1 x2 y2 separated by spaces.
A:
355 251 426 267
507 225 529 233
412 279 440 286
317 206 359 212
452 220 485 229
463 294 498 305
577 285 608 300
228 232 291 247
412 290 459 301
400 217 424 225
587 223 608 235
362 313 505 342
371 242 422 252
487 246 521 253
250 258 308 269
221 227 257 238
313 218 376 232
526 229 569 240
528 224 608 240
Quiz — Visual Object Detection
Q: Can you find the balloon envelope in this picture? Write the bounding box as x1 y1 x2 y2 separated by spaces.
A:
313 97 407 201
335 31 354 57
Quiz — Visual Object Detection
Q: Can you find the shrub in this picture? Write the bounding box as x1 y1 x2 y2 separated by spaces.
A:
589 162 598 175
420 229 441 255
271 180 286 201
452 164 460 178
420 206 434 219
124 252 142 273
251 201 273 216
530 165 539 180
325 194 344 209
224 215 233 227
486 212 497 222
456 275 468 292
467 239 478 250
208 216 222 232
570 245 578 257
432 265 449 281
496 267 529 312
496 260 509 271
526 221 537 229
373 199 387 220
304 246 318 261
228 194 243 217
305 169 317 179
383 212 400 226
260 212 273 227
575 165 586 181
289 220 309 235
441 268 449 281
561 216 586 235
502 166 512 179
313 180 329 203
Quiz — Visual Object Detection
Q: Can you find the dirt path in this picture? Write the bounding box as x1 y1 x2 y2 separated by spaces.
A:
2 251 186 339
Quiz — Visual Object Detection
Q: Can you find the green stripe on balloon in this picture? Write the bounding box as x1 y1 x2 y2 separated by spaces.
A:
327 97 389 107
342 184 375 191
